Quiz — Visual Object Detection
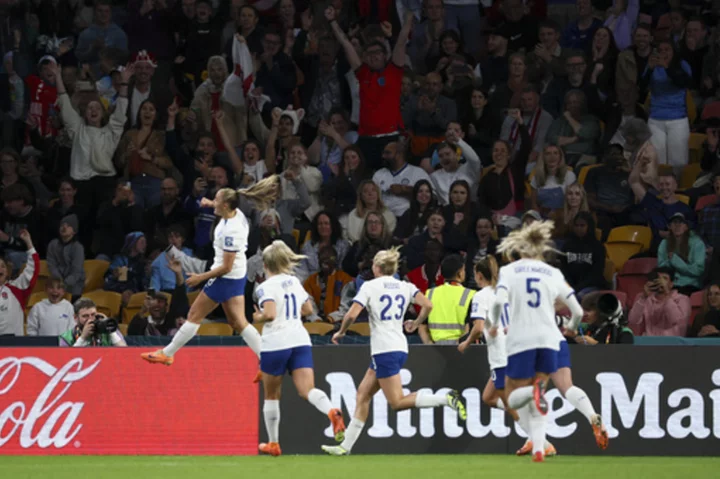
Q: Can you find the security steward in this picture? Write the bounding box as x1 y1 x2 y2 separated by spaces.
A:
419 255 475 344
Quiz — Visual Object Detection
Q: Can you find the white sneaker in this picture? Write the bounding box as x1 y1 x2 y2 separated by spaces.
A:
321 445 349 456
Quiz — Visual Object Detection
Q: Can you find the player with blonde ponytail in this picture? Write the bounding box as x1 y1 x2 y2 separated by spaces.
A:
489 220 584 462
322 247 467 456
141 175 281 369
254 240 346 457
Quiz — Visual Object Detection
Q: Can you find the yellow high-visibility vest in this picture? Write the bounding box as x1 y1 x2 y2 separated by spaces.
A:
426 282 474 343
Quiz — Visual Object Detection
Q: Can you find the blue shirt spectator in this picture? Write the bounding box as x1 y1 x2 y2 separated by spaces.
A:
151 246 193 292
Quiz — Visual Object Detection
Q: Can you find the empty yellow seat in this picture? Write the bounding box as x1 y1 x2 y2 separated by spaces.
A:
607 226 652 251
83 290 122 318
84 260 110 292
605 243 643 272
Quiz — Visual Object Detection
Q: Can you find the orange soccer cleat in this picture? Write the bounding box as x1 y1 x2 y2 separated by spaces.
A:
516 440 532 456
533 377 548 416
258 442 282 457
328 408 346 443
544 442 557 457
253 370 263 383
141 350 173 366
532 451 545 463
591 414 609 450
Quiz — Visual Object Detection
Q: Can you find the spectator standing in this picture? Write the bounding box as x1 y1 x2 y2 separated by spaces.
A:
444 1 482 57
628 267 691 336
26 277 75 336
182 0 223 86
328 7 414 170
657 213 706 296
125 51 174 130
75 0 128 71
0 231 38 336
126 0 174 66
561 0 603 51
46 215 85 300
407 0 450 75
255 28 298 112
54 62 130 214
641 40 692 169
604 0 640 52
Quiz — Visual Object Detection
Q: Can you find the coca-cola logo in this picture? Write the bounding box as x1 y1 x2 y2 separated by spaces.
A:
0 357 101 449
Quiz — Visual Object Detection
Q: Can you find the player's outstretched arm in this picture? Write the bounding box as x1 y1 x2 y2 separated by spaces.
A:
405 292 432 333
333 302 363 344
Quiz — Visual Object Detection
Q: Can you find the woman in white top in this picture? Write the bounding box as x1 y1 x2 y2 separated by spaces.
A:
321 248 466 456
142 176 279 367
529 145 577 215
345 180 396 243
253 240 346 457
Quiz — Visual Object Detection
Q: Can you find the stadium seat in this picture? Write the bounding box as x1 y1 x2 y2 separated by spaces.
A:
578 164 601 185
304 322 334 336
701 101 720 120
123 292 147 324
695 194 718 212
594 290 628 309
83 260 110 292
348 323 370 336
607 225 652 251
39 260 49 278
197 323 234 336
689 291 704 327
679 163 702 190
688 133 707 164
603 258 615 284
83 290 122 318
617 258 658 306
605 243 643 272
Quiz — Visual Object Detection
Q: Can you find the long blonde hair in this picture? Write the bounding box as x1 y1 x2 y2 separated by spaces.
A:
218 175 280 212
262 240 307 275
497 220 559 261
355 180 386 217
373 246 402 276
563 182 590 224
533 145 569 188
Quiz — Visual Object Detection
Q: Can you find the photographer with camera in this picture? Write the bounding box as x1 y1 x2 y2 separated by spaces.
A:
577 292 634 344
628 267 691 337
59 298 127 347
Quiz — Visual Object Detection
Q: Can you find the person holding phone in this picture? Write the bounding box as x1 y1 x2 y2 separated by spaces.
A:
628 267 691 336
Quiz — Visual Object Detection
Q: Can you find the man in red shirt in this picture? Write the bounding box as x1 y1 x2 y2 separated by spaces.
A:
26 56 59 142
327 6 413 170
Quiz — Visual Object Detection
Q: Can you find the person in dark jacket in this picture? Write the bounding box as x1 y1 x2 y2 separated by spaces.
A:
561 211 607 297
465 215 499 288
104 232 148 294
404 209 448 271
322 145 371 218
93 180 144 260
342 211 392 277
394 179 438 244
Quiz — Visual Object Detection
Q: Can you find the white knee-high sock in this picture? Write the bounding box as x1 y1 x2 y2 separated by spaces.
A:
340 418 365 451
241 325 262 358
495 397 506 410
414 390 448 408
308 388 333 415
162 322 199 356
527 404 546 455
565 386 597 424
508 386 533 410
516 403 531 436
263 400 280 443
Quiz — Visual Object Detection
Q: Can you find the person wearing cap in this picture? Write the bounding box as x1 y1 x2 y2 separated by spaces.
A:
658 212 706 296
478 26 509 93
76 0 128 68
104 231 148 294
128 256 190 337
46 214 86 299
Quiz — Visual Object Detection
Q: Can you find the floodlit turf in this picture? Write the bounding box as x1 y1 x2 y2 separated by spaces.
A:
1 455 717 479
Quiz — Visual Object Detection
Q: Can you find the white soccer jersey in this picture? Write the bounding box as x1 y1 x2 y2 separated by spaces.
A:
373 164 430 217
256 274 311 352
494 259 574 356
353 276 420 355
211 209 249 279
470 286 507 370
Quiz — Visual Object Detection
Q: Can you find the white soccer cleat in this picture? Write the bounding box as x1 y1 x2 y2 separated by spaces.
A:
321 445 349 456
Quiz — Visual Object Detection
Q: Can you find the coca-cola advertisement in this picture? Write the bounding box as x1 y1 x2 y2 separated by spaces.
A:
274 345 720 456
0 348 259 455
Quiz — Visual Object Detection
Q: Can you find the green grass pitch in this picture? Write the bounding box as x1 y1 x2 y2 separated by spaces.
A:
2 455 718 479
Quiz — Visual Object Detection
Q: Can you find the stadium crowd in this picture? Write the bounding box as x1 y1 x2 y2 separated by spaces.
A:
1 0 720 343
